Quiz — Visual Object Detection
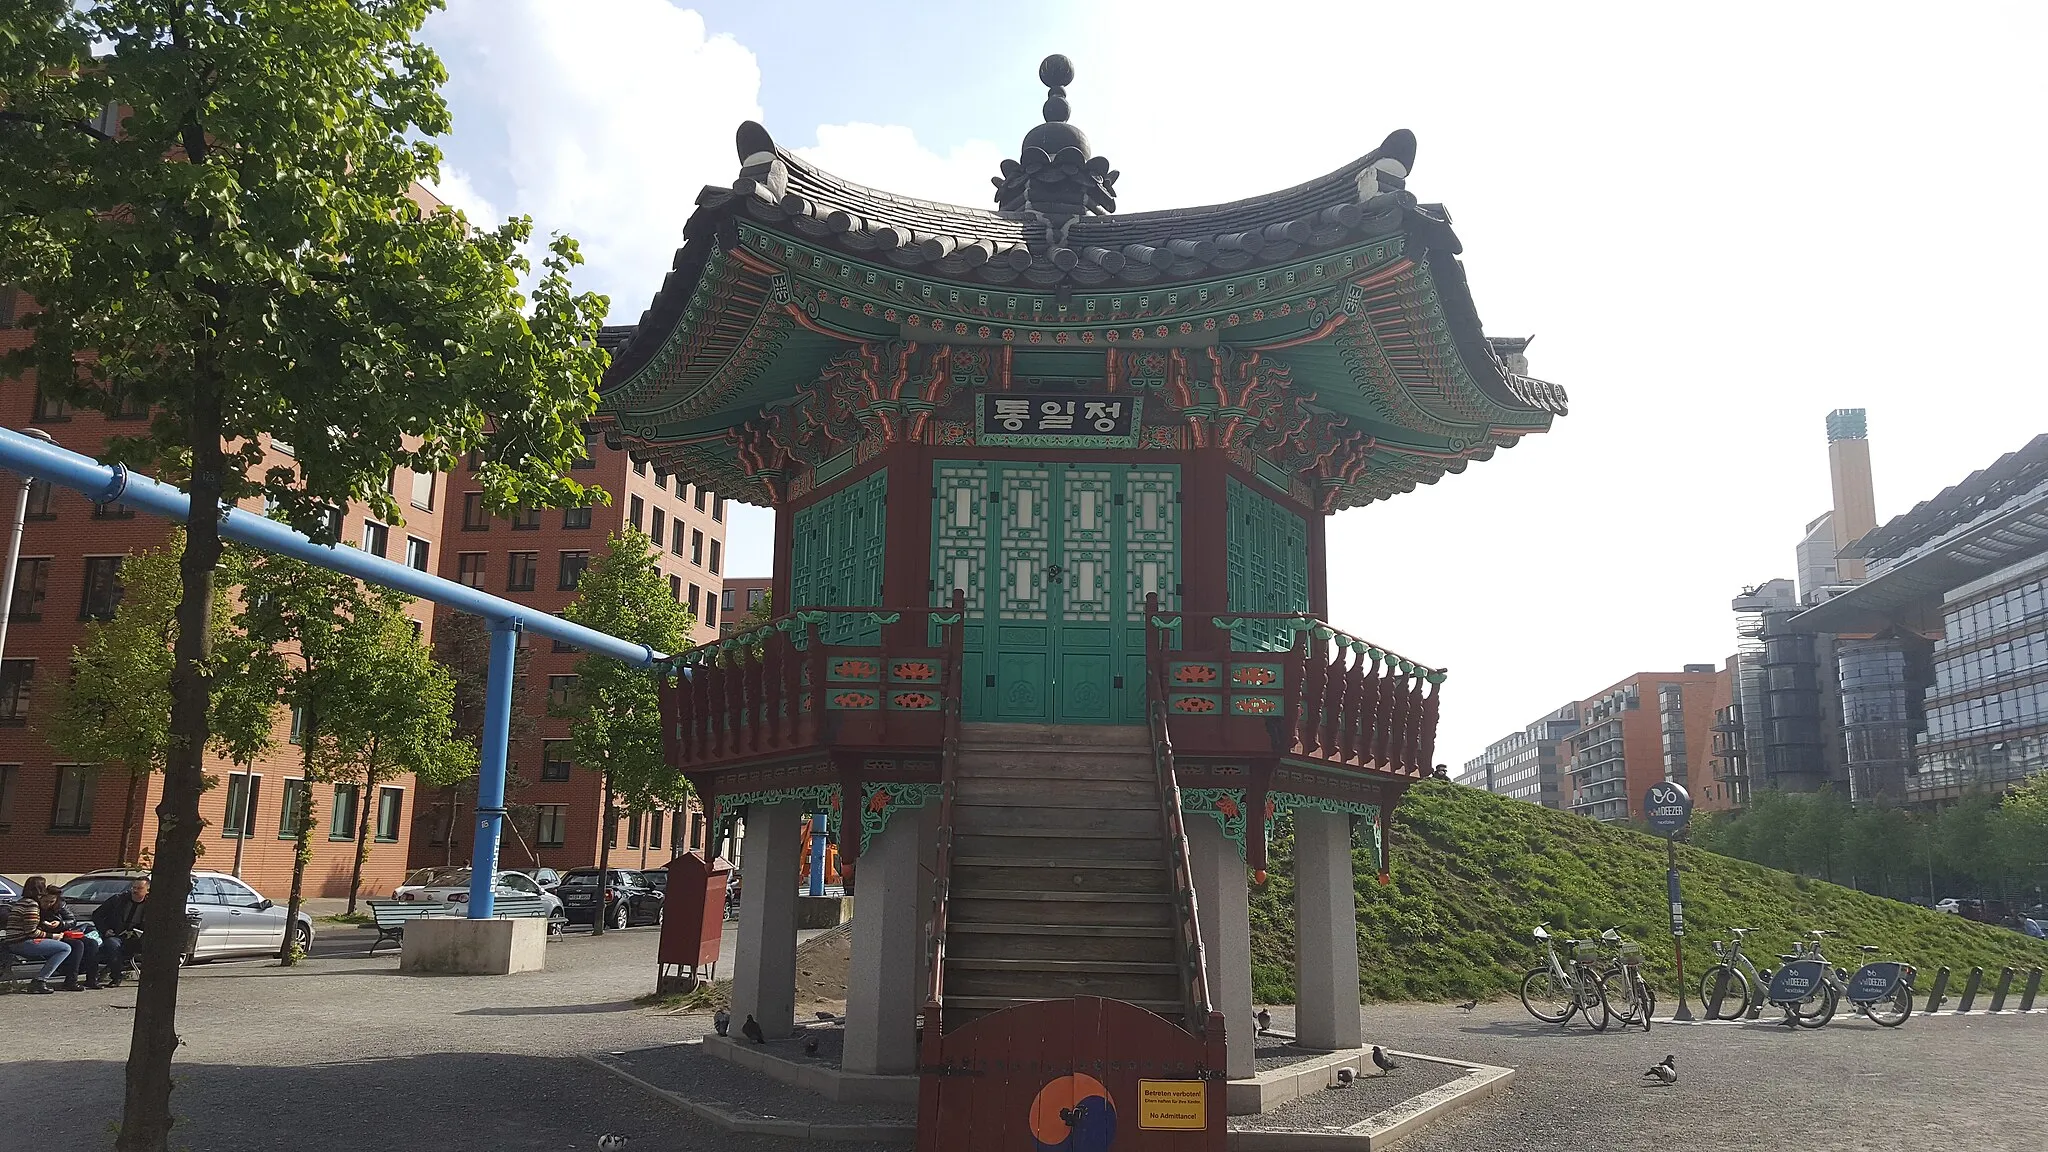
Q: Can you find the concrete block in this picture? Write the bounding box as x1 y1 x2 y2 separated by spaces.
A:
400 916 547 975
796 895 851 929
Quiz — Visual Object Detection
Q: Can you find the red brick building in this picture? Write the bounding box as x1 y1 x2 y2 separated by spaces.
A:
1566 667 1725 823
414 426 726 875
0 285 441 894
718 575 770 635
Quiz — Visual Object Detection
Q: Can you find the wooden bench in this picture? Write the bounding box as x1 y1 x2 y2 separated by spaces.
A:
365 896 563 956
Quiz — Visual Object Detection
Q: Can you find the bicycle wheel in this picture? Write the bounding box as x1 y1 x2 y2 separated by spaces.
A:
1521 967 1575 1024
1698 965 1751 1020
1578 970 1611 1032
1599 970 1641 1025
1864 981 1913 1028
1638 975 1656 1029
1793 982 1838 1029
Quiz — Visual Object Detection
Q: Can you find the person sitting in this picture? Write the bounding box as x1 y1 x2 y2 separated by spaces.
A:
4 876 75 994
41 887 103 990
92 877 150 987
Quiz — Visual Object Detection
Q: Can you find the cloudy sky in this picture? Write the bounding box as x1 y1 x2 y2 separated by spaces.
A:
421 0 2048 766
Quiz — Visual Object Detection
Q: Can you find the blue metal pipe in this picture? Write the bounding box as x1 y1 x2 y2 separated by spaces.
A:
808 809 827 898
0 426 670 923
467 619 522 916
0 428 661 667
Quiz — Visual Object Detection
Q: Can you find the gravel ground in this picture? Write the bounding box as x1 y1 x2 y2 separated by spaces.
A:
1233 1059 1467 1132
1267 999 2048 1152
596 1038 912 1128
1255 1037 1337 1072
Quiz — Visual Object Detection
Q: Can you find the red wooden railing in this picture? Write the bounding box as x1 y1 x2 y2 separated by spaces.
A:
1145 593 1216 1035
921 590 966 1046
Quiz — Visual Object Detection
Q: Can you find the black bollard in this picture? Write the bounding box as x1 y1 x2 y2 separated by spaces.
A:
1924 966 1950 1014
1990 967 2015 1012
1957 967 1984 1013
2021 968 2042 1013
1706 966 1734 1021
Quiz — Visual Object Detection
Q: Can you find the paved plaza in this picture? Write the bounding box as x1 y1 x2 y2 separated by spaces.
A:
6 930 2045 1152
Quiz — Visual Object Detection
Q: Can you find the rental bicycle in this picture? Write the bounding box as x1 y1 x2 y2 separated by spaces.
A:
1595 927 1654 1031
1697 927 1769 1020
1520 924 1611 1032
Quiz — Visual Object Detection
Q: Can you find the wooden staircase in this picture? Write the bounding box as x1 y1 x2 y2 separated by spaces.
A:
938 723 1189 1031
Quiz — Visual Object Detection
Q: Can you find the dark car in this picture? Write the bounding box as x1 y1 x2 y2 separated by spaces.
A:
558 868 662 929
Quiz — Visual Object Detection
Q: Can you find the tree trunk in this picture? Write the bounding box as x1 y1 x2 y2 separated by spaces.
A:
280 712 318 965
117 354 223 1152
348 752 377 916
117 771 144 868
443 790 458 866
593 769 614 936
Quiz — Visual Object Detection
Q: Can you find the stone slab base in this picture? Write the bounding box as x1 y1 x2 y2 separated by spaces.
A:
795 895 850 929
1228 1051 1514 1150
399 916 546 975
585 1053 913 1145
1228 1047 1374 1115
704 1032 917 1105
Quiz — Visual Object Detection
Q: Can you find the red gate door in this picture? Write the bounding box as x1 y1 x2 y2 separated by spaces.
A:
918 997 1226 1151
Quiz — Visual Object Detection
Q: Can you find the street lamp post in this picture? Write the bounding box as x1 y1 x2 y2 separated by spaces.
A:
0 428 56 670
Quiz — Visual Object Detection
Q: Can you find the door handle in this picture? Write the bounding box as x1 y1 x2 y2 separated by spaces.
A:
1044 564 1065 584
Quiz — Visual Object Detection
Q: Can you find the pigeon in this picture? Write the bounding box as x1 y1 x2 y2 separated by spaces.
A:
714 1009 731 1037
1255 1008 1272 1036
1455 1000 1478 1012
815 1010 837 1021
1333 1067 1356 1087
742 1014 765 1044
1372 1046 1400 1074
804 1035 820 1056
1644 1055 1676 1085
598 1136 628 1151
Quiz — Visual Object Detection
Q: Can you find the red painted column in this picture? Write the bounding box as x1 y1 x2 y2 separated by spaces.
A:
1307 506 1329 619
1180 451 1229 651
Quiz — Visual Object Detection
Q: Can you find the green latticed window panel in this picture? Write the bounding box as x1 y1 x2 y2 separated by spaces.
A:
1124 468 1180 621
791 470 888 646
932 463 990 616
1225 476 1308 652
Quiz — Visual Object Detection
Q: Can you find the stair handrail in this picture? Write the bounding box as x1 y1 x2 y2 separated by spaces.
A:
921 588 968 1045
1146 592 1215 1034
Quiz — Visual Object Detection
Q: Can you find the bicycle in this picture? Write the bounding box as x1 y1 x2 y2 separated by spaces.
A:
1782 932 1915 1029
1765 932 1838 1027
1698 927 1769 1020
1594 927 1654 1031
1520 924 1611 1032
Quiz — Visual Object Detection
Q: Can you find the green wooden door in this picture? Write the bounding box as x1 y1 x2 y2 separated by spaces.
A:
1225 476 1308 652
792 470 887 645
934 462 1178 724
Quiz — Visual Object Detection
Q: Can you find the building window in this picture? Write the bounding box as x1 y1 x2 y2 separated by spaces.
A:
607 805 619 849
628 495 644 533
405 537 430 572
558 550 589 590
632 455 647 477
51 764 94 831
709 539 722 575
279 779 310 838
547 674 577 710
91 499 136 520
25 479 56 520
330 784 359 841
409 470 435 511
703 597 715 628
563 505 592 530
457 552 487 589
688 584 701 616
110 385 149 421
653 467 666 491
361 520 389 558
10 557 50 622
650 507 665 548
541 741 572 781
289 705 305 745
626 812 642 849
462 492 488 531
81 556 123 620
712 495 725 522
511 505 540 531
0 285 15 327
32 387 71 421
670 575 681 603
0 660 33 725
689 812 703 850
574 430 598 471
0 764 16 831
223 773 260 838
690 528 704 566
270 434 295 457
536 804 567 848
375 787 403 842
507 551 538 592
748 588 765 610
722 589 736 612
694 486 708 512
552 612 579 654
671 520 685 556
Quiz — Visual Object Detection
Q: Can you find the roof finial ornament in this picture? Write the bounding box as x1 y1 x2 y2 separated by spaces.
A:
994 54 1118 252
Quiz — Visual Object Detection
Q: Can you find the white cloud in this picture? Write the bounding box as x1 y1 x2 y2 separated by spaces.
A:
422 165 499 229
424 0 763 310
795 123 1007 211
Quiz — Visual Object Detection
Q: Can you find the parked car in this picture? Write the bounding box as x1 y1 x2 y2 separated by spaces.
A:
558 868 663 929
390 867 564 921
0 875 21 902
639 867 667 895
531 867 564 894
60 869 313 961
1935 898 1967 915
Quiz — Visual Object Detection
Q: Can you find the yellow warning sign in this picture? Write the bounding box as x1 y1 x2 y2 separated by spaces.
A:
1137 1079 1206 1130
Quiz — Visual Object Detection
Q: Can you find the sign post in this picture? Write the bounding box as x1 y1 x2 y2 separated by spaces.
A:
1643 781 1695 1023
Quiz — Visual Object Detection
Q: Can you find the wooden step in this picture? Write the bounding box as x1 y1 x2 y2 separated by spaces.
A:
945 965 1184 1002
952 803 1162 835
948 957 1181 975
939 995 1186 1032
952 756 1155 781
948 924 1177 963
951 856 1163 870
951 893 1175 929
953 779 1160 809
950 923 1176 939
960 723 1151 749
952 861 1166 895
951 888 1171 904
954 832 1161 862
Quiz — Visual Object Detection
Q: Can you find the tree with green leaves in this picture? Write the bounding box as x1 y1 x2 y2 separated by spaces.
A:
42 532 272 866
322 601 476 913
555 532 692 934
428 608 534 865
1 6 605 1144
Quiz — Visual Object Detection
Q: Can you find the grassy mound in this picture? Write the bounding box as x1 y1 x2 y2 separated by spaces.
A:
1247 779 2048 1003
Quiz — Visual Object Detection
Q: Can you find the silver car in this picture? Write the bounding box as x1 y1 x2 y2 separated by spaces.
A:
61 869 314 961
390 867 565 922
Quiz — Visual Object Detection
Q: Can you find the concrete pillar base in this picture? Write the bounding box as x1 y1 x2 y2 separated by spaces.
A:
1188 814 1255 1080
399 916 547 975
1294 807 1362 1052
732 800 802 1041
843 811 924 1075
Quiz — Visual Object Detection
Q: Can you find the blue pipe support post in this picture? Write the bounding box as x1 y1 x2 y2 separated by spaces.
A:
809 809 828 897
0 428 667 921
